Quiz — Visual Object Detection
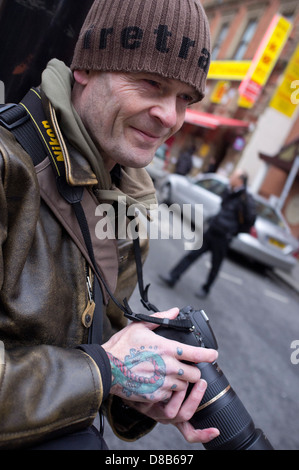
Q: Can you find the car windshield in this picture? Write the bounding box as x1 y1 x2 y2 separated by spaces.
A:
194 178 227 196
255 200 285 228
194 178 287 230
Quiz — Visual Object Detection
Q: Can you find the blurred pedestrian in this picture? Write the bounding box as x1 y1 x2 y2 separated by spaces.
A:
175 144 195 175
160 169 257 297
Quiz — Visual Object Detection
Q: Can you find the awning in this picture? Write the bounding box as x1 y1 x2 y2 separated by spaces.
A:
259 137 299 173
185 109 250 130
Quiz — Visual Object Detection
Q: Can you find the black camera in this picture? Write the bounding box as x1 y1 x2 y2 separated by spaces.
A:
155 306 273 450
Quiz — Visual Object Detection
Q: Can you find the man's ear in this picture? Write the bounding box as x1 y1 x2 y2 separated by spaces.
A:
73 70 90 85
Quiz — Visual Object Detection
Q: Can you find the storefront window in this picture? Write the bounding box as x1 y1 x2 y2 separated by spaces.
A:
232 18 258 60
211 22 230 59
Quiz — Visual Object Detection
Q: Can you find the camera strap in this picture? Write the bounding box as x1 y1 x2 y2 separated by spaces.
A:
0 91 106 344
123 228 194 331
0 89 193 334
125 307 194 331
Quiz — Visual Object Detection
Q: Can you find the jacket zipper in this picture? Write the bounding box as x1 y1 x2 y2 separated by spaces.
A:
86 263 93 302
82 263 95 329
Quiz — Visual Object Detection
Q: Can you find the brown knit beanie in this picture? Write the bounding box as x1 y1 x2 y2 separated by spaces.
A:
71 0 211 101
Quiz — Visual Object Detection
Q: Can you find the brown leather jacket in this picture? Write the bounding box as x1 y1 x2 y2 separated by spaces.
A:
0 104 154 448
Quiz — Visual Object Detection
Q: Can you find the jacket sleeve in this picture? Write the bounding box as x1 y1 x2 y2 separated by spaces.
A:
104 395 156 441
0 132 109 449
0 344 106 449
0 130 152 447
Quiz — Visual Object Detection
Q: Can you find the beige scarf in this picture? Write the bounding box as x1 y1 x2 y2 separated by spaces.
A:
41 59 157 212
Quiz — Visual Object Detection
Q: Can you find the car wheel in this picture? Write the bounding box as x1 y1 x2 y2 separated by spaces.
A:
159 183 172 204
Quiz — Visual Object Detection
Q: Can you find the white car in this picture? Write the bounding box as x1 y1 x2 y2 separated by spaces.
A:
158 173 299 273
145 145 168 182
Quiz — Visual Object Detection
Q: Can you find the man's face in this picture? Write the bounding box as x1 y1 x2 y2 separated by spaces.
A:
229 170 244 189
72 70 198 170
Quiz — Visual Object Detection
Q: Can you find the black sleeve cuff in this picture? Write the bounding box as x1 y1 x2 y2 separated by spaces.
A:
104 395 156 441
77 344 111 401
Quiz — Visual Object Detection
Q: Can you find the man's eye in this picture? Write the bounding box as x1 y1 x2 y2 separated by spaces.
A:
180 94 195 104
144 79 160 89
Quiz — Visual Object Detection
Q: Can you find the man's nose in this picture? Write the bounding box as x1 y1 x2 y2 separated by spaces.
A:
150 96 179 130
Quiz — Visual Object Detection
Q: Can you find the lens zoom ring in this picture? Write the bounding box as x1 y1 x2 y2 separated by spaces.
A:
192 393 253 450
201 375 229 404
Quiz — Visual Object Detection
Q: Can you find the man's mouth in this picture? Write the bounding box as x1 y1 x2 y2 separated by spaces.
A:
131 126 163 144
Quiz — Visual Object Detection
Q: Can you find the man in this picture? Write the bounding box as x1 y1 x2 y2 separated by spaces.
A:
0 0 219 450
160 170 256 297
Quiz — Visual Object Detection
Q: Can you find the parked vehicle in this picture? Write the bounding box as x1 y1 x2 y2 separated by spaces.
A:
145 145 168 182
158 173 299 272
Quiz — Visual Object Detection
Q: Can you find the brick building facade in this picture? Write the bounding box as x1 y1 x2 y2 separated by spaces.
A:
175 0 299 237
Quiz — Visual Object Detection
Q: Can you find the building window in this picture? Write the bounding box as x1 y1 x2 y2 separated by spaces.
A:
211 22 230 60
232 18 258 60
282 11 294 22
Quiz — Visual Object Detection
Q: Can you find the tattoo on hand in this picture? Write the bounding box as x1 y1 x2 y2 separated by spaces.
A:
178 368 184 376
177 347 183 356
107 347 166 397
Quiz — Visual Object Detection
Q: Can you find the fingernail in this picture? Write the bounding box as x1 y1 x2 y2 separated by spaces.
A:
199 379 207 391
210 429 220 440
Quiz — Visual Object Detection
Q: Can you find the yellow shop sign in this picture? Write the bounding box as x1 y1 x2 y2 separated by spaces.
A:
238 14 292 108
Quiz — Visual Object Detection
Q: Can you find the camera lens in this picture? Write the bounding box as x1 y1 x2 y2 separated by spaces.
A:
155 307 273 450
191 362 273 450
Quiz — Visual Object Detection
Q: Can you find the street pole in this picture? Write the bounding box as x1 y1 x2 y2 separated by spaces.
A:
277 155 299 210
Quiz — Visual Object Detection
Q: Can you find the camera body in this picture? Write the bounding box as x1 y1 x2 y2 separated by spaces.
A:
156 305 218 349
156 306 273 450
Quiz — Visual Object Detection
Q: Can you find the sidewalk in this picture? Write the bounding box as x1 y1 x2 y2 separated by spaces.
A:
272 260 299 295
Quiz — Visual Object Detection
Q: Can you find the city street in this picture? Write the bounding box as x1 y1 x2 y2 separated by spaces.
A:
103 216 299 451
1 0 299 458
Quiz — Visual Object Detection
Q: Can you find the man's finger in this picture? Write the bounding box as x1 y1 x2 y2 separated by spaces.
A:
176 421 220 444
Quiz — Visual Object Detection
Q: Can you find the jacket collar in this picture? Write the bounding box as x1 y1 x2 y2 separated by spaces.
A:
46 97 98 187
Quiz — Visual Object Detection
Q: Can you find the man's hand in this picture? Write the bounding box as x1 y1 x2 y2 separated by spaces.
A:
102 307 219 443
127 378 219 444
